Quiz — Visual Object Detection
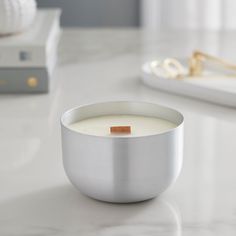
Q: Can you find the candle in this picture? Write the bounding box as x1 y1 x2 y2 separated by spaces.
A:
68 115 176 137
61 101 184 203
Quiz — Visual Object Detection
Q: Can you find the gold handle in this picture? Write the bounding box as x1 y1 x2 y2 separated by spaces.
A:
189 50 236 76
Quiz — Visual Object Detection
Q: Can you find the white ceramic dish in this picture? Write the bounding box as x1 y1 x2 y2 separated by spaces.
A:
142 60 236 108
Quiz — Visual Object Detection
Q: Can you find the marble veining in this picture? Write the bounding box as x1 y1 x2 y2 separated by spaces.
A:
0 29 236 235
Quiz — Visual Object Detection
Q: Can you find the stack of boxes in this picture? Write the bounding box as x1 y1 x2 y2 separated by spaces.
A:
0 9 61 93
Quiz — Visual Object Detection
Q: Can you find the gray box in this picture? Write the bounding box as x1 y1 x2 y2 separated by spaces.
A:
0 68 49 93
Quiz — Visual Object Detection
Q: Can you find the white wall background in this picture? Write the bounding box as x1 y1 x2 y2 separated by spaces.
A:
141 0 236 30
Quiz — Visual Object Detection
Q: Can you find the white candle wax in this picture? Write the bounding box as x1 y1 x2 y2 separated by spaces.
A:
68 115 177 137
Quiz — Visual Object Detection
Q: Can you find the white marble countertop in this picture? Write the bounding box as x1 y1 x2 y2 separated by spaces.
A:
1 29 236 235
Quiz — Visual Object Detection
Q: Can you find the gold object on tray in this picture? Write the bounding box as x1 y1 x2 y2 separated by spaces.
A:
189 50 236 76
149 51 236 79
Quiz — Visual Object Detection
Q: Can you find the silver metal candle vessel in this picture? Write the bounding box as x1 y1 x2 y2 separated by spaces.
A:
61 101 184 203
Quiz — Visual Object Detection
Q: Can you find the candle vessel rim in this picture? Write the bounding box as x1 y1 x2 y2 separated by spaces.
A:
61 101 184 139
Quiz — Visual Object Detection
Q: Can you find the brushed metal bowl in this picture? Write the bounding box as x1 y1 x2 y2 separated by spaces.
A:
61 101 184 203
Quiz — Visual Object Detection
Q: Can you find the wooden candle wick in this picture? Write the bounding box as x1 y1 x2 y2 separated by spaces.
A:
110 126 131 134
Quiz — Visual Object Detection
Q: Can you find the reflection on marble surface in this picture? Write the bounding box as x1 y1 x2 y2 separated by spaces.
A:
0 29 236 235
0 186 181 235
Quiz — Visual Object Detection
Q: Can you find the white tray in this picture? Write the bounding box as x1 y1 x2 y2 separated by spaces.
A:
141 61 236 108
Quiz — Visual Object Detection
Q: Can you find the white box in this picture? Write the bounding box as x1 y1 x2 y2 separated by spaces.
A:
0 9 61 68
0 9 61 93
